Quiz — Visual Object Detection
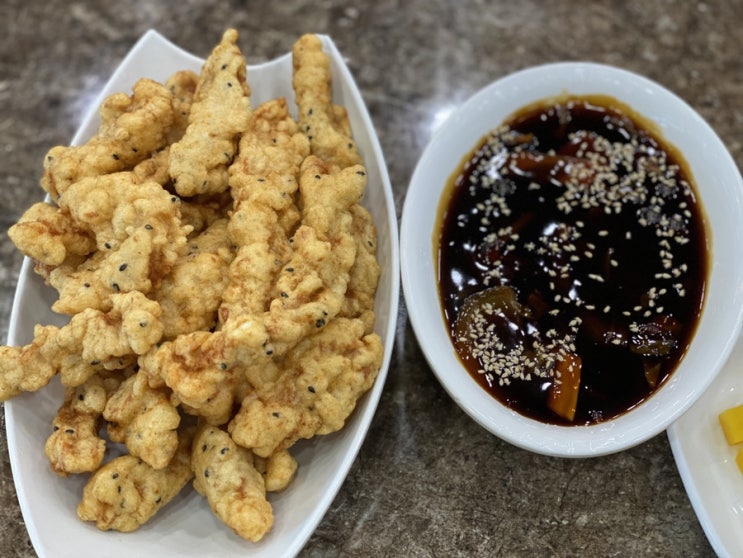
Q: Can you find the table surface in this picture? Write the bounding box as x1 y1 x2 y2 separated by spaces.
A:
1 1 741 556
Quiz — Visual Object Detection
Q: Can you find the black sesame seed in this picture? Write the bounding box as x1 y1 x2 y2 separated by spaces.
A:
112 473 119 479
112 153 120 160
315 318 326 328
272 412 280 418
144 224 153 230
204 469 210 478
202 444 207 452
308 386 316 393
119 263 128 272
112 283 120 292
220 447 229 455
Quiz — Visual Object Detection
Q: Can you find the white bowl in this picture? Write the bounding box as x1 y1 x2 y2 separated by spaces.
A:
6 30 400 557
401 62 743 457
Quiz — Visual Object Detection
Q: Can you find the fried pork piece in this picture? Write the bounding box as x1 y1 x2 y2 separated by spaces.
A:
165 70 199 143
219 98 309 322
57 173 190 256
7 202 96 266
138 329 250 426
50 228 166 315
41 78 175 200
229 317 383 457
254 449 298 492
69 289 162 368
139 315 293 427
339 204 380 329
45 370 127 476
170 29 252 197
153 219 234 339
0 328 71 401
47 250 111 315
103 373 181 470
49 174 192 314
192 425 273 542
0 291 163 400
77 428 194 532
292 34 361 170
220 174 297 321
228 97 309 179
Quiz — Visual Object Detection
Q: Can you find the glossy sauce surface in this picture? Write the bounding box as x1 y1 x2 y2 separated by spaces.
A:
437 96 708 425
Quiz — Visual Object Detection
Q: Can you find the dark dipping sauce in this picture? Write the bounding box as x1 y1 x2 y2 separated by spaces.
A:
437 95 708 426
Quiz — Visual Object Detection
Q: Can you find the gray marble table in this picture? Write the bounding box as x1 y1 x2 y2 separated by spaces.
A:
2 1 741 555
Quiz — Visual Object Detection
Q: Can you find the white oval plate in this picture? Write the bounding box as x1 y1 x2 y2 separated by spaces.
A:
4 29 399 558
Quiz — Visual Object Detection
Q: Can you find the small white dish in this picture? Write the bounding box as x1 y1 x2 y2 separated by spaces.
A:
5 29 399 558
668 336 743 558
401 61 743 458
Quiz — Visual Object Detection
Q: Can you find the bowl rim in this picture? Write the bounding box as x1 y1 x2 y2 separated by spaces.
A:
401 61 743 457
